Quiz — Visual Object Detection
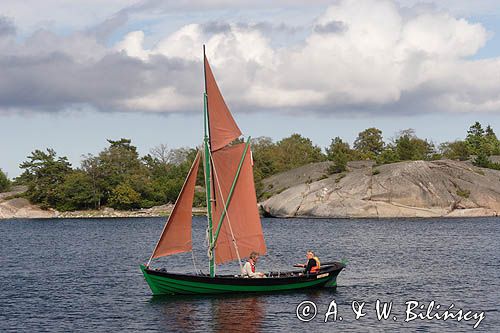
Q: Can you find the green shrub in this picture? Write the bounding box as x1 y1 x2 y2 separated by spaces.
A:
109 183 141 210
55 171 99 211
327 163 346 175
0 169 10 192
318 174 329 181
489 162 500 170
456 188 470 198
259 192 273 201
335 172 346 183
193 191 206 207
276 187 288 194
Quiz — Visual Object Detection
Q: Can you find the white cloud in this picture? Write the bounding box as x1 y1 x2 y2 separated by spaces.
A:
115 0 496 114
1 0 499 116
400 13 486 59
121 86 195 111
115 30 149 60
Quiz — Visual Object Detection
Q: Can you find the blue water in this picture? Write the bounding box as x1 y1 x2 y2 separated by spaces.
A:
1 217 499 332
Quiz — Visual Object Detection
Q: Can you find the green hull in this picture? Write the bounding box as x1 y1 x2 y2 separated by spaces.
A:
141 263 344 295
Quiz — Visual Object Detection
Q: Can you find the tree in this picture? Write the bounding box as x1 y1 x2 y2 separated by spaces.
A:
251 137 278 181
439 141 470 161
326 137 351 172
394 129 416 160
94 138 146 206
18 149 72 208
377 146 399 164
394 129 435 161
473 151 490 168
152 176 185 204
81 154 103 209
150 144 193 165
330 153 348 174
125 172 156 208
55 171 99 211
149 144 170 164
168 147 193 166
465 122 485 155
353 127 384 158
250 137 278 196
413 138 436 160
0 169 10 192
99 138 142 178
274 134 325 172
483 125 500 155
143 145 201 206
464 122 500 167
108 183 141 210
326 137 350 160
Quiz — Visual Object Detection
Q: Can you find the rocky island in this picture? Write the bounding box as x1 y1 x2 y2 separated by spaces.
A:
2 159 500 219
261 159 500 218
0 186 55 218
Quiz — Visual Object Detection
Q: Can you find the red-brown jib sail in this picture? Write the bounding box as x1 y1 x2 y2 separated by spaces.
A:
149 152 201 262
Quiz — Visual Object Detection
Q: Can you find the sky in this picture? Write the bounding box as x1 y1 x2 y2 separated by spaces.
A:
1 0 500 177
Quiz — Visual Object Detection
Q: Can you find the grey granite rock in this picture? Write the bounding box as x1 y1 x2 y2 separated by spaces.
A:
261 160 500 218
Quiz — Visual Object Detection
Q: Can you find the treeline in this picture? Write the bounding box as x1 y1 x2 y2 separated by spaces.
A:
252 122 500 181
13 139 203 211
3 121 500 211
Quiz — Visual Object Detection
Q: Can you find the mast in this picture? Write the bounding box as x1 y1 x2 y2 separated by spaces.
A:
203 45 216 277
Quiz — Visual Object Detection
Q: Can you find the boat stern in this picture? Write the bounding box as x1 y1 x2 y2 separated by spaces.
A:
322 261 346 288
323 275 338 288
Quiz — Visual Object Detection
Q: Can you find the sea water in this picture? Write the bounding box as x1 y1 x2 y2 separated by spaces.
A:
1 217 499 332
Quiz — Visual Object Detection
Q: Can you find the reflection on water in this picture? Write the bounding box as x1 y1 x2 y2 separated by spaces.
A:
148 287 341 332
154 297 201 332
150 294 266 333
212 295 264 333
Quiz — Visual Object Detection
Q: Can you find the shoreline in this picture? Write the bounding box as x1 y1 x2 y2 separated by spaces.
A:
1 207 498 220
55 207 207 219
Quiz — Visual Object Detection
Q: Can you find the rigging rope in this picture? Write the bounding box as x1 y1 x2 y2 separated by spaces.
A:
191 247 202 275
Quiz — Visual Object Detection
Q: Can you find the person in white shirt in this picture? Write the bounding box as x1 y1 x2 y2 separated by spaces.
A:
241 252 265 278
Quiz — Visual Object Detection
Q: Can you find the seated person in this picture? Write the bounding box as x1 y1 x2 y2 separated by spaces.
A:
242 251 265 278
296 250 321 274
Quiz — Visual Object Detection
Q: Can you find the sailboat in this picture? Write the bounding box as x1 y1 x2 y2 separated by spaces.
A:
140 47 345 295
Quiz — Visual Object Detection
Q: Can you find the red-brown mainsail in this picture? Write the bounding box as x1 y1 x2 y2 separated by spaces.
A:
211 143 267 264
204 55 242 152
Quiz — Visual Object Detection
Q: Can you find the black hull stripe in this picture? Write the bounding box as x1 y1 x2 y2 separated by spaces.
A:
145 264 344 287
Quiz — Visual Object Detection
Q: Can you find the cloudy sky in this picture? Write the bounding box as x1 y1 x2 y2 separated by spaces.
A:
1 0 500 177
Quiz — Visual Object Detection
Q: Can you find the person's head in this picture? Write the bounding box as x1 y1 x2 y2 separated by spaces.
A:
249 251 259 262
306 250 315 259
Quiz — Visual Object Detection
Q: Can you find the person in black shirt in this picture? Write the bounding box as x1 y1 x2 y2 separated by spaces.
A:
296 250 321 274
